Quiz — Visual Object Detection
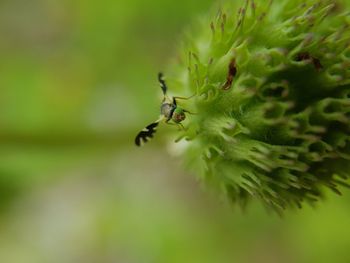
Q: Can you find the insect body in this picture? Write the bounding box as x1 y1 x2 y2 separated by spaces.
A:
160 99 186 123
135 73 192 146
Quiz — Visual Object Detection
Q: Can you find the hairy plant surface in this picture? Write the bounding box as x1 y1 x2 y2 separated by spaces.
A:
167 0 350 212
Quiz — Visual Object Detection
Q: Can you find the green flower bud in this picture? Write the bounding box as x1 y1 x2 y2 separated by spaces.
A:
168 0 350 212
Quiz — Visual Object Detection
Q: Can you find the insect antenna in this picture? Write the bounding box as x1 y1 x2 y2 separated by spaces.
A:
135 120 160 146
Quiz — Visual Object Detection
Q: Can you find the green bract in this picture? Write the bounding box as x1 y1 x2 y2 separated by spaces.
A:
168 0 350 212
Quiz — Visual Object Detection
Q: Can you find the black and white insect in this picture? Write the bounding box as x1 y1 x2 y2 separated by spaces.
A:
135 73 194 146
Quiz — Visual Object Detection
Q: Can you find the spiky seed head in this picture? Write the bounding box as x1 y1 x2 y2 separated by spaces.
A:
167 0 350 213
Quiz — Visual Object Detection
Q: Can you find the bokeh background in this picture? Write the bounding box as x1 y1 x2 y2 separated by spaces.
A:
0 0 350 262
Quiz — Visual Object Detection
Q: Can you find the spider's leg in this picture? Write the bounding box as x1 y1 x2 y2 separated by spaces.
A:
135 116 164 146
158 72 168 96
173 94 196 101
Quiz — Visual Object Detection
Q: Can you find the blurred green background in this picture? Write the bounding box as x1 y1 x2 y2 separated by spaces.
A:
0 0 350 262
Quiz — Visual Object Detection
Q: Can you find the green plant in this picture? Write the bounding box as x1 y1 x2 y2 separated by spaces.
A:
168 0 350 212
